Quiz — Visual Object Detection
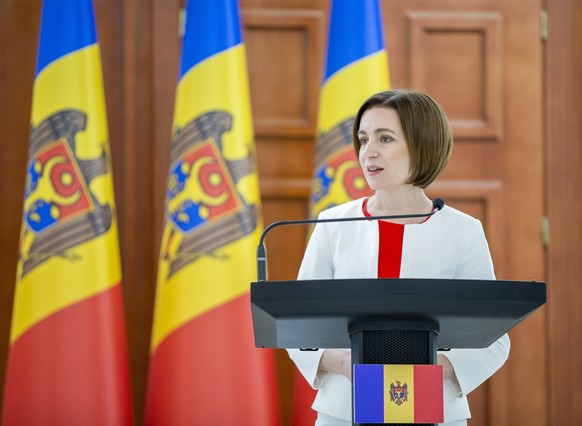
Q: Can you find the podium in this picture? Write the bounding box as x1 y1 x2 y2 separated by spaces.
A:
250 278 546 425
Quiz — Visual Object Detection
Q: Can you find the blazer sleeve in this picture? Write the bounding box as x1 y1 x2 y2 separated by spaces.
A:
443 219 511 396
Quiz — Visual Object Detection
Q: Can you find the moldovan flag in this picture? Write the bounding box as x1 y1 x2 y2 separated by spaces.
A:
310 0 390 218
294 1 391 424
353 364 444 424
2 0 133 425
144 1 280 424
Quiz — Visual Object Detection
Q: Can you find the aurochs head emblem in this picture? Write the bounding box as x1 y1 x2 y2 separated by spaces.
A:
167 139 242 233
311 117 371 216
19 110 112 277
161 110 258 278
26 138 94 233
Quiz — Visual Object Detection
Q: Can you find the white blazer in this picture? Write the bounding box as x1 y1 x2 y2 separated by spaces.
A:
288 198 510 423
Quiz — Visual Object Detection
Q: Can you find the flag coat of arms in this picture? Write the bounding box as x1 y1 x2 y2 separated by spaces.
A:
294 1 391 423
145 1 280 424
2 0 133 424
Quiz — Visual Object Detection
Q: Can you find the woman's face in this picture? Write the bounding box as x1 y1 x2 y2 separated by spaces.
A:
357 107 411 192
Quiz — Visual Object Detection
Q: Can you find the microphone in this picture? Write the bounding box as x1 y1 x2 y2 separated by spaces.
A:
256 198 445 281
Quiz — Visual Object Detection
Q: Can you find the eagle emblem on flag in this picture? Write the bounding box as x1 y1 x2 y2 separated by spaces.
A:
311 117 371 216
389 380 409 406
162 110 257 278
19 110 112 277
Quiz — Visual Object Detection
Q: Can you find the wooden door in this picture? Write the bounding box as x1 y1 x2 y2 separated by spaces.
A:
244 0 545 424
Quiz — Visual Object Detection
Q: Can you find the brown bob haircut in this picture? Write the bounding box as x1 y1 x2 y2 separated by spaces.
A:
352 89 453 189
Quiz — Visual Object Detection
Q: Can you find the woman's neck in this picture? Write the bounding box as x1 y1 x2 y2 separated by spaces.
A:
367 187 433 220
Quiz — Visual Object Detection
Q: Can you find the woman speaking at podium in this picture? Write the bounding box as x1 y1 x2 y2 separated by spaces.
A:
288 89 510 426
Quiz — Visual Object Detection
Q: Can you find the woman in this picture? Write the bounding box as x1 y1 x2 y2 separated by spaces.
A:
288 89 510 426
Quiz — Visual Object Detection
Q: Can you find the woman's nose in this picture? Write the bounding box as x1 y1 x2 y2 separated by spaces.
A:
361 142 379 158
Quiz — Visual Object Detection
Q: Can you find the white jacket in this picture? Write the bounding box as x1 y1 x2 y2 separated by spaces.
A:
288 198 510 423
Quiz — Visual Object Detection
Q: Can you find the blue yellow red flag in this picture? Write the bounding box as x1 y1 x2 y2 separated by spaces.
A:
353 364 444 424
294 1 391 423
2 0 133 424
310 0 390 217
145 1 280 424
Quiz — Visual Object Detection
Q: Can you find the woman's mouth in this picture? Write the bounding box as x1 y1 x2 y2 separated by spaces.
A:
366 166 384 175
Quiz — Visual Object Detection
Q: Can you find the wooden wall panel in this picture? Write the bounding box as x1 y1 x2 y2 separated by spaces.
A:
115 0 158 421
152 0 180 253
409 12 502 141
256 137 314 199
0 1 38 415
244 10 323 137
244 11 323 198
544 0 582 424
243 7 326 423
496 3 546 423
427 180 505 276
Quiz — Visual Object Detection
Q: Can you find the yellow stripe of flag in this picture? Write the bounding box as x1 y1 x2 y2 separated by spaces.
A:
384 364 415 423
317 51 389 134
310 51 389 218
12 45 120 343
150 44 260 352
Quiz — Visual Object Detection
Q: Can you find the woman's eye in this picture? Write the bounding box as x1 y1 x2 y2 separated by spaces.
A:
359 137 368 145
380 135 392 143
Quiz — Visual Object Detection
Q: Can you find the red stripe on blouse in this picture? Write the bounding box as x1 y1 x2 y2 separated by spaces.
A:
362 198 405 278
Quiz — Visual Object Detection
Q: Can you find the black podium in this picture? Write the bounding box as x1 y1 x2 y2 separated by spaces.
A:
250 278 546 425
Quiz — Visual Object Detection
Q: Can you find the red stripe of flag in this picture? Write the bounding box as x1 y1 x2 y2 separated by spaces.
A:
414 364 444 423
2 285 132 426
145 293 280 425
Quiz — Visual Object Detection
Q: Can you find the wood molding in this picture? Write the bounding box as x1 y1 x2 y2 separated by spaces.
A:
544 0 582 424
427 179 505 277
260 177 312 199
242 9 324 137
408 12 502 141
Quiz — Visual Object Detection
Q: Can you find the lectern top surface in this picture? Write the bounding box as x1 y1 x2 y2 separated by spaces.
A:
250 278 546 349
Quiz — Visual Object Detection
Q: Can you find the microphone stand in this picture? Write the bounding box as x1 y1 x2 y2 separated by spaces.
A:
256 199 444 282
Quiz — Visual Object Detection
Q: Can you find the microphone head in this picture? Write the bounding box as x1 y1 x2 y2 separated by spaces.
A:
433 198 445 211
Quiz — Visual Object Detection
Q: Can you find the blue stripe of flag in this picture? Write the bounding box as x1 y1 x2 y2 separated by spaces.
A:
353 364 384 423
179 0 242 79
36 0 97 76
323 0 385 83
